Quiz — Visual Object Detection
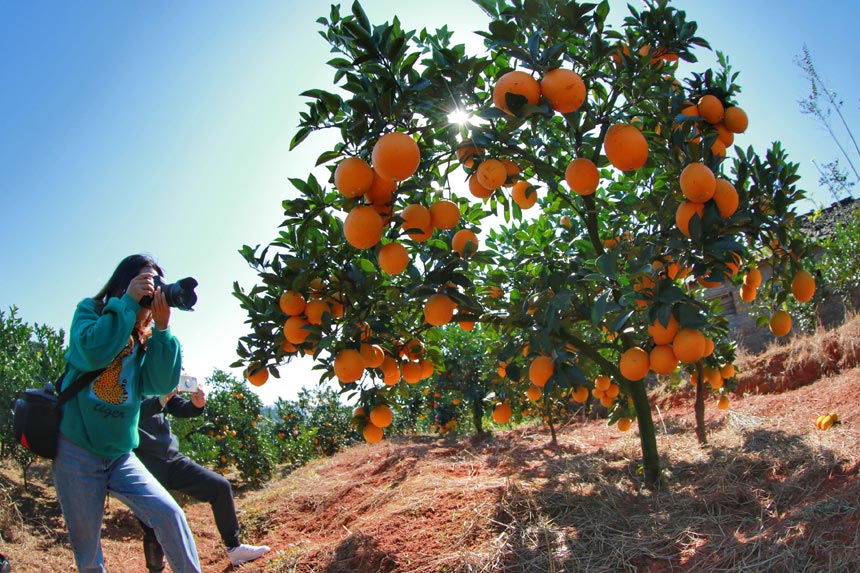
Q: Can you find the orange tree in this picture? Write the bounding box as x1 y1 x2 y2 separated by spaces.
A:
233 0 812 487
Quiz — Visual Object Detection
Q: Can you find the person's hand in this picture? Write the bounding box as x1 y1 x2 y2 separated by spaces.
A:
191 388 206 408
127 271 155 303
151 288 171 330
160 390 177 406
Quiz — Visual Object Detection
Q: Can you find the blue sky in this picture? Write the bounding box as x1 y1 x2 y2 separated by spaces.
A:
2 1 858 404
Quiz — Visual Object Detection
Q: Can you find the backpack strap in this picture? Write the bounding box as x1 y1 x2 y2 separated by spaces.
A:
57 368 106 406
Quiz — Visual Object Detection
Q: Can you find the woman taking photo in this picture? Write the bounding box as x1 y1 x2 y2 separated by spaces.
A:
52 254 200 573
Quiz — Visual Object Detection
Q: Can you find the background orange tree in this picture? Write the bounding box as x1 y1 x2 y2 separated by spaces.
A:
234 0 812 487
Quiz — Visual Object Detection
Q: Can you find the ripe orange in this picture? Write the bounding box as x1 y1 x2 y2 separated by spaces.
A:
459 320 475 331
791 269 816 302
372 132 421 181
476 158 508 190
594 374 611 391
401 361 423 384
468 175 494 199
511 180 538 209
334 348 365 383
619 347 649 381
526 385 542 402
649 345 679 375
617 417 633 432
452 229 479 257
365 168 396 206
378 242 410 275
424 293 456 326
529 355 554 387
723 106 748 133
720 363 736 379
672 328 706 363
710 137 727 158
565 157 600 195
603 123 649 171
369 404 393 428
360 343 385 369
400 203 432 239
501 158 520 182
245 365 268 387
703 336 715 357
363 422 384 443
744 268 763 288
714 122 734 147
493 70 541 115
704 367 723 389
279 290 307 316
429 200 461 230
717 395 730 410
344 205 384 250
769 310 792 337
305 300 330 325
419 358 434 379
680 162 716 202
492 402 513 424
540 68 586 114
740 283 757 302
282 340 297 353
572 386 589 403
334 157 374 198
675 200 705 237
456 141 483 167
284 316 310 345
697 95 724 124
647 314 679 345
403 338 425 360
713 178 739 218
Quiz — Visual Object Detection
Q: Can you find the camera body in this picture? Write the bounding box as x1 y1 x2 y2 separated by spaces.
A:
140 275 198 311
178 374 198 393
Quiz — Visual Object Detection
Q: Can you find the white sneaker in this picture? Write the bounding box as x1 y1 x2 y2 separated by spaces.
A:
227 543 270 566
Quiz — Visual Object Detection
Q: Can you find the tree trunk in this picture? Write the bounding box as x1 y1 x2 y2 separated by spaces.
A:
471 399 484 435
694 363 708 445
630 380 661 489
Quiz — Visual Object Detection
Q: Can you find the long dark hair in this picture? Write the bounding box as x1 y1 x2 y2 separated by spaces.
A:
93 254 164 314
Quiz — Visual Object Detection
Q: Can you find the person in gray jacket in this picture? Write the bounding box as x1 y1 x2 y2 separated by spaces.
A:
135 388 269 570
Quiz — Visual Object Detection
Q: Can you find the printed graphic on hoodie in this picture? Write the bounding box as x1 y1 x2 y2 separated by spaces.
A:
93 341 134 405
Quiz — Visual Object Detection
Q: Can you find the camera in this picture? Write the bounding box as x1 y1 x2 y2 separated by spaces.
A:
178 375 198 393
140 275 198 311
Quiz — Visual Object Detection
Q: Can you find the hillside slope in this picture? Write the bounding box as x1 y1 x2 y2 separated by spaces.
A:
2 321 860 572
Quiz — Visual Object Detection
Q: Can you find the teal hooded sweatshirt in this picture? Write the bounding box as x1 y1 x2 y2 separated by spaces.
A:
59 293 181 459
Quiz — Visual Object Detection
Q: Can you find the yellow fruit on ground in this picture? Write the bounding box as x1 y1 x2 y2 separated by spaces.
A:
603 123 649 171
676 201 705 237
565 157 600 195
648 315 679 345
344 205 384 250
769 310 792 337
511 180 538 209
492 402 513 424
529 355 554 387
650 345 679 375
372 132 420 181
672 329 706 363
713 178 739 218
791 269 816 303
334 157 374 198
279 290 307 316
334 349 365 383
619 347 650 381
492 70 541 115
540 68 586 114
378 242 410 275
680 162 716 203
369 404 393 428
452 229 479 257
424 293 456 326
363 423 384 443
